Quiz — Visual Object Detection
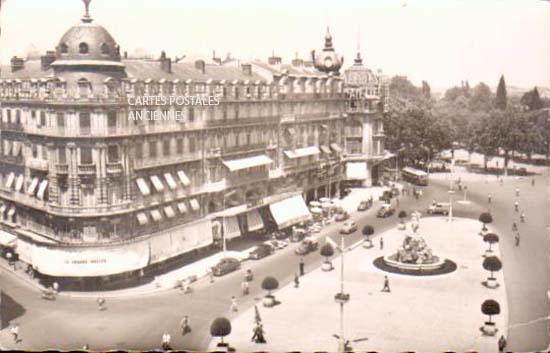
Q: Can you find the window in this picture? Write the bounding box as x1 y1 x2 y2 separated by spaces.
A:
79 42 89 54
135 144 143 159
108 145 119 163
32 145 38 159
31 111 36 119
57 112 65 127
235 107 239 120
222 108 227 120
188 136 196 153
80 148 93 164
162 139 170 156
149 141 157 158
78 78 91 96
79 112 91 133
15 110 21 124
100 43 110 55
176 138 183 154
107 111 117 128
39 112 46 127
6 110 11 121
188 108 194 122
58 148 66 164
59 43 68 54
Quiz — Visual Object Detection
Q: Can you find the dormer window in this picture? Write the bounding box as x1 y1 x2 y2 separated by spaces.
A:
79 42 89 54
100 43 110 55
60 43 69 54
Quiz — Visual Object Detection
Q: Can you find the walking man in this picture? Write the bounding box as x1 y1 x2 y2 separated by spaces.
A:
381 275 391 292
514 201 519 212
231 296 238 312
97 297 106 311
11 323 19 343
294 273 300 288
515 232 520 247
488 193 492 204
531 178 535 187
180 315 191 335
208 268 214 283
380 237 384 250
299 258 305 276
515 187 520 197
498 335 507 352
161 332 171 350
241 280 249 296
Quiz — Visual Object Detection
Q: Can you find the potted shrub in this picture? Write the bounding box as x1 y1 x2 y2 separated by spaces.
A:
481 299 500 336
362 225 375 248
320 243 335 271
482 256 502 288
478 212 493 234
210 317 231 347
261 276 279 307
483 233 499 256
398 210 408 230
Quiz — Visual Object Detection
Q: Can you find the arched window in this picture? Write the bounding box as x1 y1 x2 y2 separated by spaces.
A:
100 43 109 55
59 43 68 54
79 42 89 54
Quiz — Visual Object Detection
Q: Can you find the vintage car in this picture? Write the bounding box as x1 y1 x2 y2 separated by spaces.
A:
427 202 450 215
295 237 319 255
249 244 274 260
357 200 372 211
376 204 396 218
340 220 358 234
335 211 350 222
211 257 241 276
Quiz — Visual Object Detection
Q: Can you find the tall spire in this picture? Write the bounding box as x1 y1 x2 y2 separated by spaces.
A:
324 26 334 51
355 30 363 65
82 0 93 23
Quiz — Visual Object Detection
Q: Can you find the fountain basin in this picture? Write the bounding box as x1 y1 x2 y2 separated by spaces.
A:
383 253 446 272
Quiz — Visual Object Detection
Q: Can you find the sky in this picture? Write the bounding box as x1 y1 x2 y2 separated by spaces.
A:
0 0 549 89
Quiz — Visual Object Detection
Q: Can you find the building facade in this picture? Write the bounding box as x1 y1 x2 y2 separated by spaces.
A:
0 6 351 288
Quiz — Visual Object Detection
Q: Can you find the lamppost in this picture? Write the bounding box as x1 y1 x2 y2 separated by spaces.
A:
448 189 455 222
333 235 350 352
222 189 237 255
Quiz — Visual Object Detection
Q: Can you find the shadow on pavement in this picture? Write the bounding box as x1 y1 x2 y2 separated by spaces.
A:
1 291 26 329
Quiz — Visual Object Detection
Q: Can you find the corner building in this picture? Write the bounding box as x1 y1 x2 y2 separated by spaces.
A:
0 8 353 288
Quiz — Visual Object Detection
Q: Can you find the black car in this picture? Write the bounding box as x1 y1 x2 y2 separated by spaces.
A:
211 257 241 276
249 244 274 260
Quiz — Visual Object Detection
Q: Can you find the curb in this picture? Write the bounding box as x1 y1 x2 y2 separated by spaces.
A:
0 260 45 293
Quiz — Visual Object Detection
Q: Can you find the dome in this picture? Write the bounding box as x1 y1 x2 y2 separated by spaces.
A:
312 27 343 74
56 6 120 62
344 52 378 86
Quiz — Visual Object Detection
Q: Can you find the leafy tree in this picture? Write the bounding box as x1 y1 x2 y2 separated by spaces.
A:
261 276 279 297
320 243 335 262
469 82 493 112
481 299 500 323
495 75 507 110
210 317 231 344
362 225 375 237
483 233 499 252
482 256 502 279
520 87 544 111
479 212 493 231
421 80 431 99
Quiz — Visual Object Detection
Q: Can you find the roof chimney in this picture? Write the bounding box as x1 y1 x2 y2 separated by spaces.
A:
160 51 172 73
212 50 222 65
291 53 303 67
10 56 25 72
241 63 252 76
124 51 128 59
268 50 282 65
195 60 205 74
40 51 56 71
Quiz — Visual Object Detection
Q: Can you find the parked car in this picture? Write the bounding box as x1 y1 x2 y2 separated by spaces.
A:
340 220 358 234
290 228 308 242
249 244 274 260
211 257 241 276
376 204 395 218
357 200 372 212
264 239 288 250
427 202 450 215
335 212 350 222
295 237 319 255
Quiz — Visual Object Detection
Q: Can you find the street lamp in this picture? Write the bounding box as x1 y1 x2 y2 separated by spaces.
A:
448 189 455 222
332 235 350 352
222 189 237 255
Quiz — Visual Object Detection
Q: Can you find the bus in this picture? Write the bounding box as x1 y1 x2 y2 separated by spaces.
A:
401 167 429 186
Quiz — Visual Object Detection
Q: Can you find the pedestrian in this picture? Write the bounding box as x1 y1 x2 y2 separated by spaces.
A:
299 258 305 276
520 212 525 223
180 315 191 335
251 322 260 342
500 178 503 186
498 335 507 352
515 187 520 197
294 273 300 288
182 279 192 294
514 201 519 212
230 296 238 312
532 178 535 187
161 332 171 350
11 323 19 343
515 232 520 247
381 275 391 292
82 344 89 350
396 197 400 207
488 193 492 204
379 237 384 250
97 297 106 311
512 222 517 232
52 281 59 293
256 323 266 343
208 268 214 283
241 280 249 296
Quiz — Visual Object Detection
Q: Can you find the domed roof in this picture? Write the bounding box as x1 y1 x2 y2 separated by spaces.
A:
56 2 120 62
312 27 343 75
344 52 378 86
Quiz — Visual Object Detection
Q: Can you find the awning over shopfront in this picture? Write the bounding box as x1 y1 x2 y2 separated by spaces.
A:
136 212 149 225
284 146 320 159
37 180 49 200
177 201 188 214
346 162 368 180
12 141 22 156
286 127 296 135
164 206 176 218
5 172 15 189
27 178 39 195
320 145 332 154
164 173 177 190
330 143 343 153
177 171 191 186
246 209 264 232
150 209 163 222
269 195 311 229
150 175 164 192
189 199 200 212
0 230 16 246
223 215 242 240
222 155 273 172
136 178 151 196
15 174 24 192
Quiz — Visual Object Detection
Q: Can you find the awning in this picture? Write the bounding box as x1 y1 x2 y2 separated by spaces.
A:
177 201 188 214
284 146 320 159
136 212 149 225
222 155 273 172
5 172 15 189
330 143 343 153
150 209 163 222
177 171 191 186
321 124 329 130
136 178 151 196
12 141 22 156
164 205 176 218
37 180 49 200
7 207 16 221
269 195 311 229
0 230 16 246
346 162 368 180
286 127 296 135
15 174 24 192
27 178 39 195
320 145 332 154
0 205 6 218
246 209 264 232
150 175 164 192
189 199 200 212
223 215 242 240
164 173 177 190
3 141 12 156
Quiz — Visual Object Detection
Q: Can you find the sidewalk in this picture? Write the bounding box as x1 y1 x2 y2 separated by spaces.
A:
210 217 509 352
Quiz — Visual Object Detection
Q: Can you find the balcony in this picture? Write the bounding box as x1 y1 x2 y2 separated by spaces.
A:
0 155 24 166
202 179 227 193
77 164 96 176
373 130 386 138
133 152 202 170
106 162 123 175
223 143 267 155
56 163 69 175
27 158 49 171
268 168 283 179
0 122 24 132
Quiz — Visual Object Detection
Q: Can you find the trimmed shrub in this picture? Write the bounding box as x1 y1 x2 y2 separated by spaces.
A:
261 276 279 296
210 317 231 343
481 299 500 323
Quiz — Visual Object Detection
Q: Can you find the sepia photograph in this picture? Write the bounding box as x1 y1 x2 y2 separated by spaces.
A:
0 0 549 351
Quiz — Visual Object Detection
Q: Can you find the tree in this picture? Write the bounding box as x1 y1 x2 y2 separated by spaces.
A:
261 276 279 297
398 210 408 219
482 256 502 279
479 212 493 232
481 299 500 323
421 80 431 99
320 243 334 263
469 82 492 112
495 75 507 110
520 87 544 111
210 317 232 344
483 233 499 252
362 225 374 237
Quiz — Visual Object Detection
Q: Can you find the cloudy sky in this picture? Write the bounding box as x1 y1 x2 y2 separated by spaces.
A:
1 0 549 89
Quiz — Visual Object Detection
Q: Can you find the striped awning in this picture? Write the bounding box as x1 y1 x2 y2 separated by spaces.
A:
222 155 273 172
164 173 177 190
150 209 163 222
189 199 200 212
37 180 49 200
136 212 149 225
223 215 242 240
330 143 343 153
5 172 15 189
320 145 332 154
177 171 191 186
15 174 24 192
284 146 320 159
164 205 176 218
150 175 164 192
177 201 188 214
12 141 22 156
246 209 264 232
27 178 39 195
136 178 151 196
